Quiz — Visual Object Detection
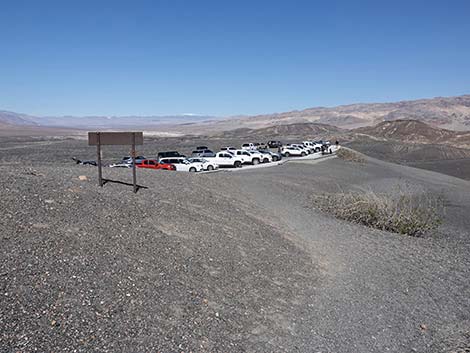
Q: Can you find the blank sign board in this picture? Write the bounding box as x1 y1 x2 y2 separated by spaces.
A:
88 132 143 146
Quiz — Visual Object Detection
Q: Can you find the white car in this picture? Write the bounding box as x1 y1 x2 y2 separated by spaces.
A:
109 162 133 168
220 146 237 152
290 144 311 154
159 157 203 172
281 146 307 157
230 150 266 165
248 150 272 163
304 141 323 153
206 152 243 168
188 157 219 171
241 143 256 151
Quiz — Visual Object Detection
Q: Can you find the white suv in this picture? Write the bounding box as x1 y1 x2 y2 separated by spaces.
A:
241 143 256 151
289 144 311 154
159 157 203 172
188 157 219 171
220 146 237 153
281 146 306 157
230 150 263 165
304 141 323 153
248 150 272 163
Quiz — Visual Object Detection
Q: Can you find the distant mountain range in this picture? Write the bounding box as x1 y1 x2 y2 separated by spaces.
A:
1 94 470 133
0 111 219 129
193 94 470 133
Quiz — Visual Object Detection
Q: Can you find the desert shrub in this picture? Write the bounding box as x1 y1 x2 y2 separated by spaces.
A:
336 148 366 163
313 190 443 237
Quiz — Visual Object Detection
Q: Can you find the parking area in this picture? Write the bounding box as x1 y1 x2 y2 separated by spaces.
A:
210 146 340 173
91 140 341 173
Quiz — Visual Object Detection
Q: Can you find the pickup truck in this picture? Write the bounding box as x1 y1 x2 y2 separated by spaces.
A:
206 152 243 168
231 150 261 165
303 141 323 153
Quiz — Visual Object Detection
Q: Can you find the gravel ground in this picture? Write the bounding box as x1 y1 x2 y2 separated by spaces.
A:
346 139 470 181
1 139 469 352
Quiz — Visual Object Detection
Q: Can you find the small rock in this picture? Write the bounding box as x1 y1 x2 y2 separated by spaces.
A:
44 199 54 204
78 175 88 181
419 324 427 331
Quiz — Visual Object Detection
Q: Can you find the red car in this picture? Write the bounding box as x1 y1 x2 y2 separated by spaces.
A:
136 159 176 171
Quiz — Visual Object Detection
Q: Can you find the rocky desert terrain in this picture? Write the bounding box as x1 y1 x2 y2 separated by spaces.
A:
1 135 469 352
2 95 470 351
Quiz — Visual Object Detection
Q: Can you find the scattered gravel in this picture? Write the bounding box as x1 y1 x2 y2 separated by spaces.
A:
1 139 469 352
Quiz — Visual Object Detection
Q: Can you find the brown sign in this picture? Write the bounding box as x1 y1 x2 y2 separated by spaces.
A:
88 131 144 193
88 132 143 146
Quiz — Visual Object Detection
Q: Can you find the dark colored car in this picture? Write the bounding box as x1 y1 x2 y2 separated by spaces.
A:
72 157 97 166
157 151 185 159
267 140 282 148
191 149 215 157
122 155 146 164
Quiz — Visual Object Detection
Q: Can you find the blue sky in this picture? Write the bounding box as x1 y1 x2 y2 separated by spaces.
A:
1 0 469 117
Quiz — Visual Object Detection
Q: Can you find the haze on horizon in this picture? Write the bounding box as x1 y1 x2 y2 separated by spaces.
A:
1 0 469 117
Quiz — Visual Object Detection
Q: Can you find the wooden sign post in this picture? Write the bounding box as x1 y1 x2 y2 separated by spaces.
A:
88 132 144 193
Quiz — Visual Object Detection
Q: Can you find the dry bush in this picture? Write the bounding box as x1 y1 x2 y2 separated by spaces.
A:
313 190 444 237
336 148 366 163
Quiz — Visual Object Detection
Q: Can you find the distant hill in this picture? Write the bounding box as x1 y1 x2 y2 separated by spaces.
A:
354 119 470 148
217 122 343 140
188 94 470 134
255 95 470 130
0 111 38 126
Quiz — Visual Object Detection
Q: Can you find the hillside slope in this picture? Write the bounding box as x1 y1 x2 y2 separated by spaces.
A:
355 119 470 147
217 122 343 140
1 142 469 352
181 94 470 134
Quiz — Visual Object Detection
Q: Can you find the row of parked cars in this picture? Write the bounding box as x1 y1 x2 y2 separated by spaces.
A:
281 140 333 157
106 140 334 172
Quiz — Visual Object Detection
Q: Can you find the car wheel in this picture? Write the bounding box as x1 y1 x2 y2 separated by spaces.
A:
207 165 214 171
189 167 196 172
234 161 242 168
272 156 278 161
285 152 290 157
315 147 320 152
263 158 269 163
301 152 306 156
252 158 260 165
